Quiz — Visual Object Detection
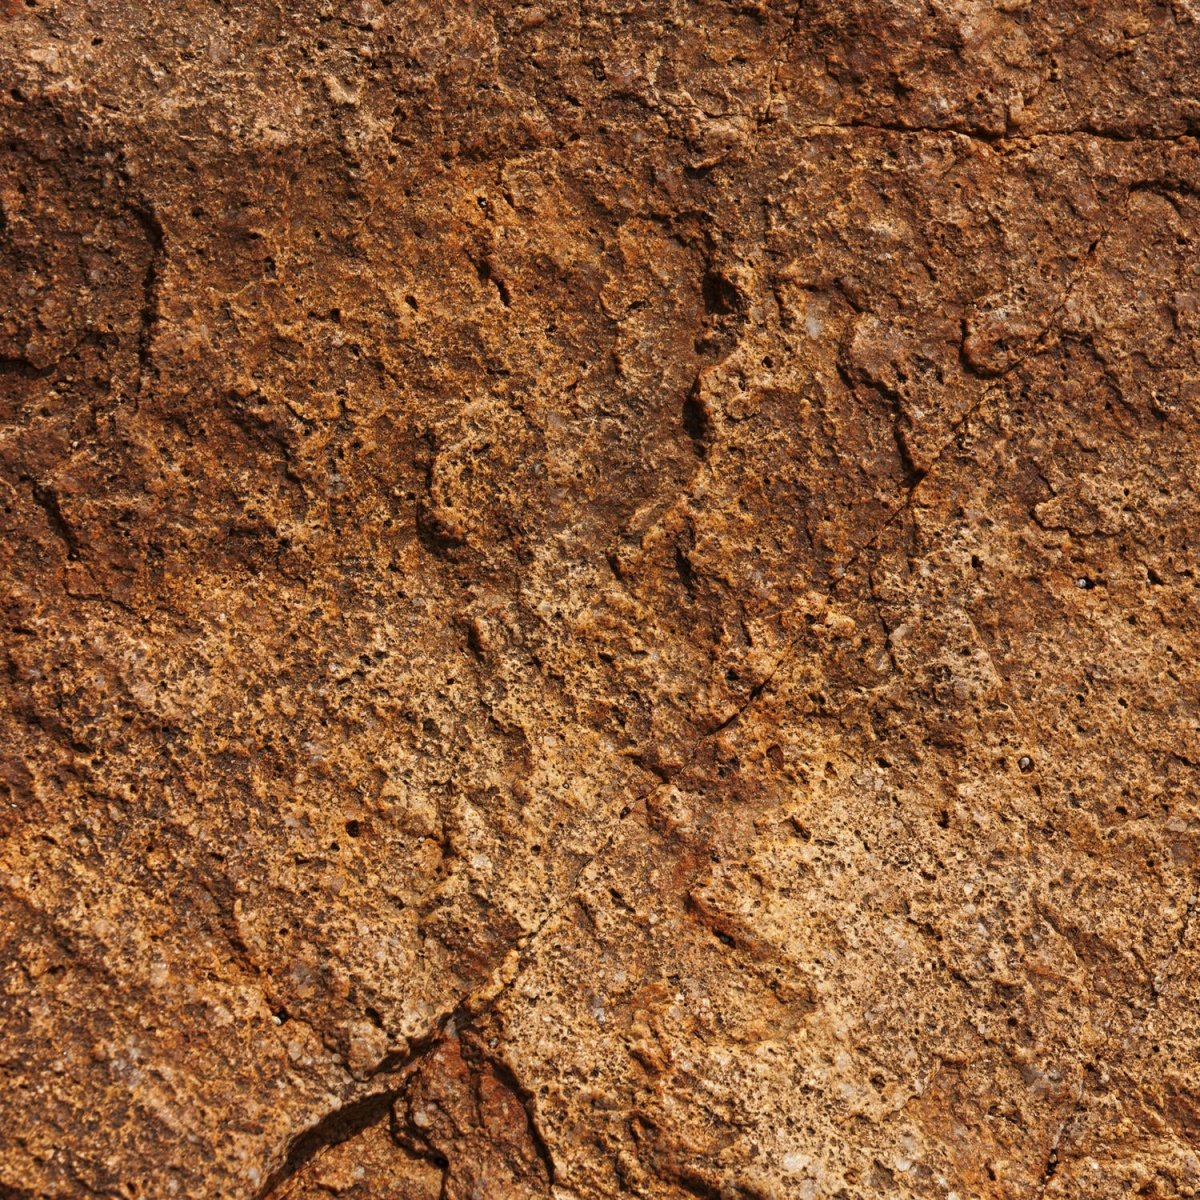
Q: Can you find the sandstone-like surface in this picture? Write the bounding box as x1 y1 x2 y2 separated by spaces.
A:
2 2 1199 1197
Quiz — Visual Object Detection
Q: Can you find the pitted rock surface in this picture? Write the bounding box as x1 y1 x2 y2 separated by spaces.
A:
2 2 1199 1198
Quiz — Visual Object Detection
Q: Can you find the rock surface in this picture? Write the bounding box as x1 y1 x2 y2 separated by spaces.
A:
2 1 1199 1197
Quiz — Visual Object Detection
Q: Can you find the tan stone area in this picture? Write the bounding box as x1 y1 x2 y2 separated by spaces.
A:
1 1 1199 1197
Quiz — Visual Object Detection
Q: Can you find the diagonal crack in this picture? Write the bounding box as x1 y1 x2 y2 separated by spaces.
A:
22 476 82 561
126 198 165 409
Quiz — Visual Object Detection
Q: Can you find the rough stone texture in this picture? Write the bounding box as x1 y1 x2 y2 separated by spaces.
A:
2 1 1199 1197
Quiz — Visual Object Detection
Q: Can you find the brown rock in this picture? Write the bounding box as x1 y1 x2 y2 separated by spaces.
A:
2 1 1199 1197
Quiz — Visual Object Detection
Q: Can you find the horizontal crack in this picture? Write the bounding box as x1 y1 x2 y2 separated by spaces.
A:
798 121 1199 147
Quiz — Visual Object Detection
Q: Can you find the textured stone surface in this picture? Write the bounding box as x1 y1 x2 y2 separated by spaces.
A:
2 1 1199 1197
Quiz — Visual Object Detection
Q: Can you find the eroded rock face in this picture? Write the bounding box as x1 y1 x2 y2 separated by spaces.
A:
1 2 1198 1197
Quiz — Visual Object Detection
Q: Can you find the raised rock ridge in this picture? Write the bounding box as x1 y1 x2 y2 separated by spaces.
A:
2 1 1199 1197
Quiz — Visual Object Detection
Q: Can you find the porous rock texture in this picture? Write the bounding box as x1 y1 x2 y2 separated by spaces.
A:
2 1 1200 1197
